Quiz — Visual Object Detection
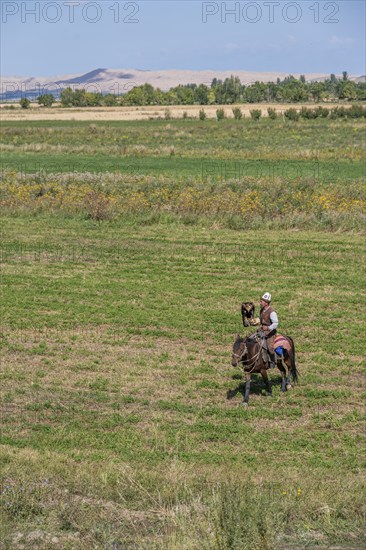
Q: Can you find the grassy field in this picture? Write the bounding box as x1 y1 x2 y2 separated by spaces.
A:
1 117 365 170
1 118 365 231
1 117 365 548
1 216 365 549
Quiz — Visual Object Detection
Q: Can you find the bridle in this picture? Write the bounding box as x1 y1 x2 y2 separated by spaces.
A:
233 334 264 373
232 342 247 361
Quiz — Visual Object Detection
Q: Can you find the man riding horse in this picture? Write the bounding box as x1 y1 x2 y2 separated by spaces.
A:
240 292 286 370
259 292 278 369
232 293 298 405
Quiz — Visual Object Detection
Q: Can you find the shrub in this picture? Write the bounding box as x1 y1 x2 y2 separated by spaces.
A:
199 109 207 121
216 108 225 121
37 94 55 107
210 481 280 550
299 106 329 120
314 106 329 118
232 107 243 120
300 107 317 119
347 104 366 118
284 108 300 121
164 109 171 120
83 190 113 222
250 109 262 120
19 98 30 109
267 107 277 120
340 106 350 118
182 111 188 119
330 106 348 119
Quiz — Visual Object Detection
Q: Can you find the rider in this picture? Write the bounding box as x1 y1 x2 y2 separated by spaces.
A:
259 292 278 369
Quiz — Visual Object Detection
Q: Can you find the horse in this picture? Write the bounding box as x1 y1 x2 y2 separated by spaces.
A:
231 332 298 406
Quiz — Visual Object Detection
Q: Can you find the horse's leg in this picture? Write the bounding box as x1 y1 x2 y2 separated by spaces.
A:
286 337 298 385
261 368 272 396
277 361 288 392
284 356 292 389
242 372 251 406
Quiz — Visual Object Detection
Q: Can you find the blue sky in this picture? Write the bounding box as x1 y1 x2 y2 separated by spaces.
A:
1 1 365 76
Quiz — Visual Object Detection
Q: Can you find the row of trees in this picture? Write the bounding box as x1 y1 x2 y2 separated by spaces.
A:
56 73 364 107
58 89 118 107
122 75 365 105
17 73 364 109
196 104 366 121
20 91 117 108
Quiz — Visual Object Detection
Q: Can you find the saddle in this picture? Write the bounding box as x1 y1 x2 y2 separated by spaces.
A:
257 331 291 366
273 334 292 353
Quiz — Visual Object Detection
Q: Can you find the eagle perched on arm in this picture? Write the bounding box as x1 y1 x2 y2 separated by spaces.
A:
241 302 260 327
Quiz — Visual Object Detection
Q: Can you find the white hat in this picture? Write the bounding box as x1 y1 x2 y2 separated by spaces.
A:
261 292 272 303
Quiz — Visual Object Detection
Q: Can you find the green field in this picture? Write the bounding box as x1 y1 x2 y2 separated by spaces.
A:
1 118 365 548
1 118 365 232
1 118 365 179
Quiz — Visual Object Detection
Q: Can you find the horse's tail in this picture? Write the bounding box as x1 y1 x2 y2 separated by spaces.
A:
287 336 299 384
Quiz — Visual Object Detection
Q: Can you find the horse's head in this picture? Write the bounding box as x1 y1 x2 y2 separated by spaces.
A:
241 302 255 327
232 333 247 367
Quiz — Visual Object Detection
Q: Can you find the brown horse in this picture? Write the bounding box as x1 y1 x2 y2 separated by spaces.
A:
231 332 298 406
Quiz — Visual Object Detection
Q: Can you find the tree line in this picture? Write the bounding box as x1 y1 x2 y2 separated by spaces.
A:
21 72 366 109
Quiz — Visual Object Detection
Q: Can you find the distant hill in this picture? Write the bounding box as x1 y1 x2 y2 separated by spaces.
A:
0 68 363 101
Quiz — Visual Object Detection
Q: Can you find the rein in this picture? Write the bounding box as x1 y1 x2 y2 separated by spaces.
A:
234 334 264 373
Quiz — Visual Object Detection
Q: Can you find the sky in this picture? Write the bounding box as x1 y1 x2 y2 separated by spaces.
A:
1 0 365 76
